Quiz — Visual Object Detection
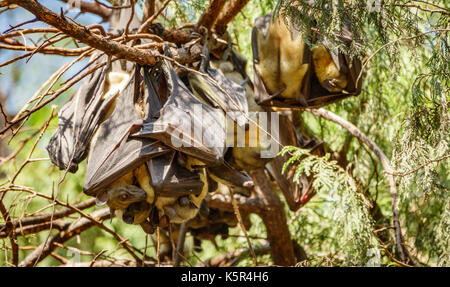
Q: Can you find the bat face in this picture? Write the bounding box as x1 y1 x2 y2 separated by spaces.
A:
95 170 147 209
105 183 147 210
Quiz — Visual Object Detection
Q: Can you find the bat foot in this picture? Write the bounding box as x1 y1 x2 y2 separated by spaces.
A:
194 238 203 252
122 213 135 224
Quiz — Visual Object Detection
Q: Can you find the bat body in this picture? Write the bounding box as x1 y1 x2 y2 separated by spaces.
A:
252 13 309 105
251 12 362 108
47 60 111 173
84 67 170 196
133 56 228 166
311 45 347 92
47 4 143 172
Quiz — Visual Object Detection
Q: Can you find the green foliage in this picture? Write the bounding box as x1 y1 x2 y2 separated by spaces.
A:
280 146 380 266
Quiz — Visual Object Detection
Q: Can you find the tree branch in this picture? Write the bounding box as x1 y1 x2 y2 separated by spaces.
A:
214 0 250 35
197 0 227 31
0 198 96 237
58 0 112 21
18 208 110 267
7 0 159 66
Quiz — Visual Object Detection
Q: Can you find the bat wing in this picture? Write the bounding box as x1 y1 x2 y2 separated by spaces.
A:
133 55 227 166
251 13 278 106
84 68 170 196
147 151 204 197
188 47 249 128
47 59 115 172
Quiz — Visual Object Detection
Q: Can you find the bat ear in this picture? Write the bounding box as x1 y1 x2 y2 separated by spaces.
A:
95 191 109 207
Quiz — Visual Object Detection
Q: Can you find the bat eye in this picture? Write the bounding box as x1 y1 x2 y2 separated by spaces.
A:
121 194 128 200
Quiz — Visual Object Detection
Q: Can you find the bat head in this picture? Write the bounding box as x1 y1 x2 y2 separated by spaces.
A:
96 183 147 210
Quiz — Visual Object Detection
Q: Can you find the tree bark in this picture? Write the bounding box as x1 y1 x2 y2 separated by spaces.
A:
251 168 296 266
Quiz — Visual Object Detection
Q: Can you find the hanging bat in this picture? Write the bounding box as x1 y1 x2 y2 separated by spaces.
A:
131 54 228 166
205 46 275 172
251 12 362 109
46 59 113 173
252 12 310 107
83 65 171 197
47 3 145 172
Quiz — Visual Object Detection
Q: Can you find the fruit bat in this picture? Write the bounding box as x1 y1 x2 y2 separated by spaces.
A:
252 12 310 107
83 65 171 197
135 47 254 188
206 47 275 172
46 60 112 173
132 54 228 166
47 3 147 173
251 12 362 109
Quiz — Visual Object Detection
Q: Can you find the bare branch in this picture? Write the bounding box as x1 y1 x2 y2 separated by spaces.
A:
7 0 159 65
58 0 112 21
18 208 110 267
197 0 228 31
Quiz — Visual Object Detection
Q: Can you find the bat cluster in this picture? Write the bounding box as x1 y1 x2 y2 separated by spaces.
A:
46 7 362 257
252 12 362 108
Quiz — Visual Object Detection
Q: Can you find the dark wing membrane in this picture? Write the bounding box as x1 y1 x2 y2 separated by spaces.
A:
84 70 170 196
188 49 249 127
46 62 110 172
147 151 204 197
207 164 253 189
133 58 227 166
251 13 274 106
